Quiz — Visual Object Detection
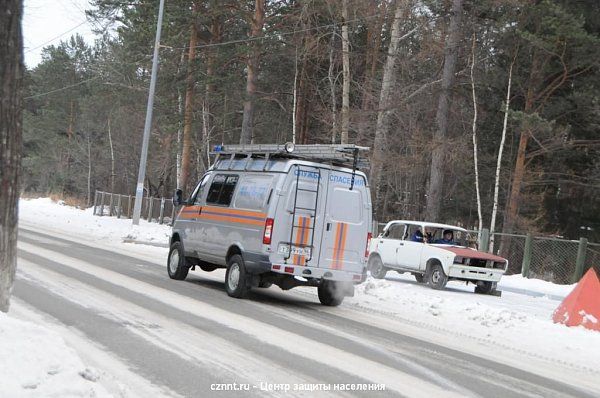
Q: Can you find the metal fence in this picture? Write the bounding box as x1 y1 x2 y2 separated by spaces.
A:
92 190 176 225
375 222 597 285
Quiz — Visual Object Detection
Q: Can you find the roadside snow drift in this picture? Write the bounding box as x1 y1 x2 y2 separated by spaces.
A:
0 312 109 397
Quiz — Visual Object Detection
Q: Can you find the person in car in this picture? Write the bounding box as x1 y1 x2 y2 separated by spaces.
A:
434 229 456 245
411 230 424 243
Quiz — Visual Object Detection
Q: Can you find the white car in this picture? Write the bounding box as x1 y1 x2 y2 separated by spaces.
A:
368 220 508 295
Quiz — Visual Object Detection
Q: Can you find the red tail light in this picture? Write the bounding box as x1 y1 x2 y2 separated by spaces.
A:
263 218 274 244
365 232 372 258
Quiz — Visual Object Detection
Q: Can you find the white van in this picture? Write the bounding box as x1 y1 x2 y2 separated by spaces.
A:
169 144 373 306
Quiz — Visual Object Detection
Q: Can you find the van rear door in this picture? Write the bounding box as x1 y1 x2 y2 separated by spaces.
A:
270 164 328 267
319 171 371 274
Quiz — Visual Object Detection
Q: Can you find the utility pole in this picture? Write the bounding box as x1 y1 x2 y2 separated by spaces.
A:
132 0 165 225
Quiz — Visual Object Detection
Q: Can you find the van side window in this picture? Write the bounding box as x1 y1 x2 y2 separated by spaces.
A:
190 174 210 205
234 175 273 211
206 174 239 206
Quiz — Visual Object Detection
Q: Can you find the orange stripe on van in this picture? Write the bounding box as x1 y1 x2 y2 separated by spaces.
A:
331 222 349 270
337 223 348 270
300 217 311 265
332 223 342 269
293 216 307 265
202 205 266 219
198 213 265 226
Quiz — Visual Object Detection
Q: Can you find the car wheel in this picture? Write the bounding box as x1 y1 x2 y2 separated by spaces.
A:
427 263 448 290
318 281 344 306
167 241 189 280
368 256 387 279
475 281 495 295
414 273 425 283
225 254 250 298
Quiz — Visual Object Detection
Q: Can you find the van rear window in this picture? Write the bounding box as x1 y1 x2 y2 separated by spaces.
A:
206 174 239 206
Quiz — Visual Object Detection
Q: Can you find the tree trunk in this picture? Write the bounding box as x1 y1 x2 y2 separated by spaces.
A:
370 0 406 217
239 0 265 144
176 49 185 189
469 34 483 234
86 135 92 206
292 46 298 144
340 0 350 144
357 0 386 144
107 117 115 194
180 16 198 191
0 0 23 313
499 47 542 267
489 54 516 253
328 28 338 144
424 0 463 220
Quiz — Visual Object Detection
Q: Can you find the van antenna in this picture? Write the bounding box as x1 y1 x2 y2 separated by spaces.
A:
350 147 359 190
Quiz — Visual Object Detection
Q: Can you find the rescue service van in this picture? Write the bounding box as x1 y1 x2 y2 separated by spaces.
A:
169 143 372 306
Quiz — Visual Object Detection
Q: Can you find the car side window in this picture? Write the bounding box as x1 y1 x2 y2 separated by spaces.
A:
385 224 405 240
190 174 210 205
206 174 239 206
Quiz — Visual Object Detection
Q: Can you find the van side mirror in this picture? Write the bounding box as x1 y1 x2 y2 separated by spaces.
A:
173 189 186 206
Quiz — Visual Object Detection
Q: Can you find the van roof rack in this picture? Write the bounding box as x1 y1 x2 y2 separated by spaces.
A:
211 143 370 169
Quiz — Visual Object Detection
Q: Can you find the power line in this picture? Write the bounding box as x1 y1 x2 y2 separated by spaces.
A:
24 76 101 99
167 13 433 51
24 19 89 54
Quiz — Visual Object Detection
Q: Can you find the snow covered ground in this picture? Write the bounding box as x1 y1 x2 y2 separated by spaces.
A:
0 312 110 397
9 197 600 395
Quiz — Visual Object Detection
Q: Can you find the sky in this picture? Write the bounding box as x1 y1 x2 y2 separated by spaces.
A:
23 0 98 68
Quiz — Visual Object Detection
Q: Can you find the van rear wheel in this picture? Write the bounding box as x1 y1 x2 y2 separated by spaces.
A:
167 241 189 280
225 255 250 298
318 281 344 306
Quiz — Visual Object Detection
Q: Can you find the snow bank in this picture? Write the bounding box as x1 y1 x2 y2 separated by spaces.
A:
19 197 171 247
346 273 600 373
0 312 110 397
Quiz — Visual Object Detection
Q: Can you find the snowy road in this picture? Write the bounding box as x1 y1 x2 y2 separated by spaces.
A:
13 225 597 398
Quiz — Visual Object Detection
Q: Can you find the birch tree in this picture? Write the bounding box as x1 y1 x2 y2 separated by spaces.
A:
340 0 350 144
470 34 483 234
489 54 515 253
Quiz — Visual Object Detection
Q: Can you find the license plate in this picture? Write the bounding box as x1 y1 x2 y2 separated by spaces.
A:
278 244 311 258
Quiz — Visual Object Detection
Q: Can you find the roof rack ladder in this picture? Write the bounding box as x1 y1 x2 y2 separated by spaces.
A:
285 165 321 264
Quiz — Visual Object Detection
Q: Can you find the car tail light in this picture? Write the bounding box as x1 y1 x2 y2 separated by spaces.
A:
284 266 294 274
365 232 372 258
263 218 274 244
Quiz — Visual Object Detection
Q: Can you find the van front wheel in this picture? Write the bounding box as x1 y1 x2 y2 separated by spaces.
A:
167 241 189 280
225 255 250 298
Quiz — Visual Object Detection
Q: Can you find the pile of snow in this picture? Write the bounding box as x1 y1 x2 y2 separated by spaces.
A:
346 273 600 373
19 197 171 247
0 312 110 397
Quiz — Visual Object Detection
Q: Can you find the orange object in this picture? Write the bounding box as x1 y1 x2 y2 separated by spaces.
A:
553 268 600 331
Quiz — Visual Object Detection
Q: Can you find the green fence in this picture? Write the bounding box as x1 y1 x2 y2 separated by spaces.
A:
375 222 597 285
